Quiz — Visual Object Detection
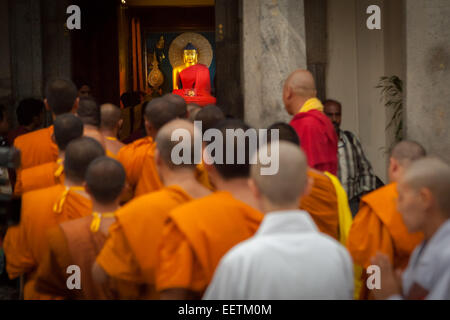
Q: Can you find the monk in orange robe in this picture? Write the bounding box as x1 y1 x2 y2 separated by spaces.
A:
100 103 125 156
118 97 185 198
267 122 340 240
156 119 264 299
35 157 126 299
192 105 226 191
93 120 211 299
14 114 84 195
347 140 427 299
14 79 79 171
3 137 105 299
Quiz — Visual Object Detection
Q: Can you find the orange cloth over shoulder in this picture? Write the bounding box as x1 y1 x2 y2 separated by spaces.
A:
97 186 193 299
347 183 423 298
14 160 64 195
156 191 263 295
300 169 339 240
36 216 116 300
118 137 163 197
195 163 215 191
14 126 58 170
3 184 92 299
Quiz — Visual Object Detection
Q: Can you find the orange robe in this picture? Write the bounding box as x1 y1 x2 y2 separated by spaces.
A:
300 169 339 240
35 215 117 300
14 160 64 196
117 137 163 197
96 186 194 299
195 163 215 191
347 183 424 298
104 136 125 157
13 126 58 170
3 184 92 299
156 191 263 296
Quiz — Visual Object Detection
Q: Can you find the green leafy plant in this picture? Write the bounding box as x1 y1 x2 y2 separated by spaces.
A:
376 75 403 144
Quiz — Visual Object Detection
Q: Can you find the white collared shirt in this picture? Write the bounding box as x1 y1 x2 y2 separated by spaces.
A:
204 210 354 300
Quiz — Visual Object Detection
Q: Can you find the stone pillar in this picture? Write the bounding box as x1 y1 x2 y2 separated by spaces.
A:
405 0 450 162
0 0 12 103
242 0 307 128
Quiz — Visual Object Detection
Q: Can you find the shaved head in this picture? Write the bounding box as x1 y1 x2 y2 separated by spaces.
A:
251 142 308 206
155 119 198 170
45 79 78 115
267 122 300 146
53 114 84 151
86 156 126 204
100 103 121 130
402 157 450 216
77 97 100 127
145 98 181 130
285 69 316 98
64 137 105 184
187 103 202 121
195 105 225 134
163 93 187 118
390 140 426 168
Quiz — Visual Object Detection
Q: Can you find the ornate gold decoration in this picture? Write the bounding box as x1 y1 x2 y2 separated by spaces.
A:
169 32 213 69
148 52 164 89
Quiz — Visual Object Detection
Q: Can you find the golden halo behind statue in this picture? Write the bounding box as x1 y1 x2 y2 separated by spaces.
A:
169 32 213 68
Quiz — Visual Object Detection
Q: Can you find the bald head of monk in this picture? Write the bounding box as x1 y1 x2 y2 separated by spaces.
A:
163 93 188 119
77 97 100 127
45 79 79 118
144 97 181 139
187 103 202 121
64 137 105 185
53 114 84 152
388 140 426 182
283 69 317 116
154 119 200 183
85 156 126 205
397 157 450 238
249 141 310 213
195 105 225 134
100 103 122 133
267 122 300 147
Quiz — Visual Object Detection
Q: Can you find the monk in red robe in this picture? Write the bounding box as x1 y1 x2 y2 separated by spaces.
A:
3 137 105 299
93 119 211 299
283 70 338 175
14 79 79 171
35 157 126 299
347 140 427 299
14 114 84 195
156 119 264 299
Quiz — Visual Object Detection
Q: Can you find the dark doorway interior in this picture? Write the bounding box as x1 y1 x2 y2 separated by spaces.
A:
71 0 120 105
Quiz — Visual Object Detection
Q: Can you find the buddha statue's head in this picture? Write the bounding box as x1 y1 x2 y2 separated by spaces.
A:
183 43 198 65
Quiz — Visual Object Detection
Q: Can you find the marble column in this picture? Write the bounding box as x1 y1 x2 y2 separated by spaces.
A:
242 0 307 128
405 0 450 162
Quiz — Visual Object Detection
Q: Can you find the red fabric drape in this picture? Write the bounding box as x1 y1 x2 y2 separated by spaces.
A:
131 18 144 93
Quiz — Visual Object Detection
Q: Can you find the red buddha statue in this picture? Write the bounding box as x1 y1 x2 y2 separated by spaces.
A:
172 43 216 106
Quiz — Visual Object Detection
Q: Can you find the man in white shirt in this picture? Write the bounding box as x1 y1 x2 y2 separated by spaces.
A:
204 141 354 300
372 157 450 300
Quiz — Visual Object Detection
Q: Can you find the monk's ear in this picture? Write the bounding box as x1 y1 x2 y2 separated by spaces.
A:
84 182 93 198
51 133 56 144
71 97 80 113
44 98 51 112
302 176 314 198
118 119 124 130
154 148 162 167
248 178 261 200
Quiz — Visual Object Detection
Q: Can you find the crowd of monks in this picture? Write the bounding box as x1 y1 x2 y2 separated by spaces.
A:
2 70 450 300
